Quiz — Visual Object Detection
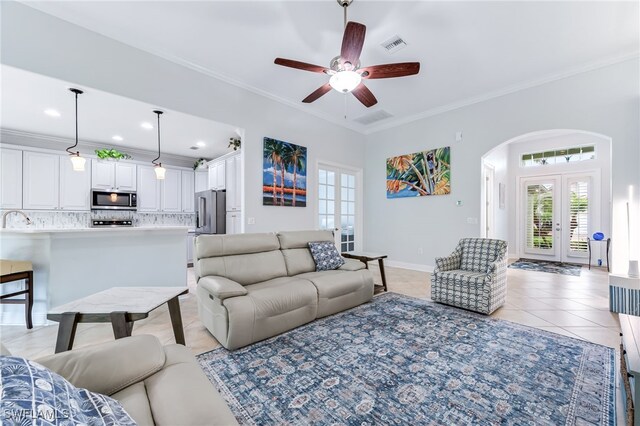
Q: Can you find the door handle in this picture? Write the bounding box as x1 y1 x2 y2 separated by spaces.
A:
197 197 206 228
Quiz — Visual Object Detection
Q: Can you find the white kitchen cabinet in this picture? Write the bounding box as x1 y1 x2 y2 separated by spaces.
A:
91 160 136 190
91 161 115 190
225 153 241 212
226 211 241 235
181 171 195 213
115 162 137 190
208 161 226 190
195 171 208 193
59 155 91 210
161 168 182 213
23 152 60 210
0 148 23 209
137 165 161 212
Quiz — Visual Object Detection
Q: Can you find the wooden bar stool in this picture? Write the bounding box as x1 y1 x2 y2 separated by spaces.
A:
0 260 34 329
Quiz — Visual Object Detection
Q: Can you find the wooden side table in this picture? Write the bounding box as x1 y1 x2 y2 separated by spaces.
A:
342 252 388 292
48 287 188 353
587 237 611 272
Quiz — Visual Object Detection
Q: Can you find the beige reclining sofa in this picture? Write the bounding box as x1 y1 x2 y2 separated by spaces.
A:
195 230 374 350
1 335 238 426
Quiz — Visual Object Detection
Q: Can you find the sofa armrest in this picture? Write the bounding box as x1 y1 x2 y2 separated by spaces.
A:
36 335 165 396
339 258 366 271
434 252 462 273
198 276 248 300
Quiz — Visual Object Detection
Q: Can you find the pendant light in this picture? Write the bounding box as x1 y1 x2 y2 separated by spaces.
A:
151 110 166 180
66 88 86 171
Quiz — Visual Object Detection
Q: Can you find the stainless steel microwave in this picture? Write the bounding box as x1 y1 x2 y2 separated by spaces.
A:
90 189 137 211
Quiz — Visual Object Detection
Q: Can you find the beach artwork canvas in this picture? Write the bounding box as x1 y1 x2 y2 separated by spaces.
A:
263 137 307 207
386 146 451 198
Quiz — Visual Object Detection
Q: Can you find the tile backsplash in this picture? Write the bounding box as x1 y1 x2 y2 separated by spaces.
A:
1 210 196 229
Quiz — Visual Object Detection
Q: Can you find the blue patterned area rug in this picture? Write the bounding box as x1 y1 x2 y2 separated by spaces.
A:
197 293 615 425
509 258 583 276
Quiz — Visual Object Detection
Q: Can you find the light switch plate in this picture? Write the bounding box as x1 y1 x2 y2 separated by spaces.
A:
455 131 463 142
466 217 479 224
247 217 255 225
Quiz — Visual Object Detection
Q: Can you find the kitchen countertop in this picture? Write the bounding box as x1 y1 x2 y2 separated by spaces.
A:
0 226 191 234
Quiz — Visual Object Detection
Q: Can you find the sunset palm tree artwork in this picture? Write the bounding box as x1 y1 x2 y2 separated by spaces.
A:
386 146 451 198
263 137 307 207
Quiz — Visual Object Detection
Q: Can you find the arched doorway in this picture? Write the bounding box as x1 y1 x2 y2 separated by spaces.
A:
481 129 612 266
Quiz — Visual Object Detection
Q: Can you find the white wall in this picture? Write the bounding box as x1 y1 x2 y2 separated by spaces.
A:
0 2 366 234
364 58 639 274
482 143 509 242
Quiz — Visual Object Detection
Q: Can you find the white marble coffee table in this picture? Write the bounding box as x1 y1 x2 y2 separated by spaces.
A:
48 286 188 353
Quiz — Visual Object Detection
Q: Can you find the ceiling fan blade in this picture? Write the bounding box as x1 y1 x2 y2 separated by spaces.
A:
340 22 366 65
351 83 377 108
274 58 329 74
360 62 420 79
302 83 332 103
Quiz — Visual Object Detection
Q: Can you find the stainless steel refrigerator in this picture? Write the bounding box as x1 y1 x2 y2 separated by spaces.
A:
195 190 226 234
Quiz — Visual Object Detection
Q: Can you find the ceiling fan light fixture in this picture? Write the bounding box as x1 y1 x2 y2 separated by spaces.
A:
329 70 362 93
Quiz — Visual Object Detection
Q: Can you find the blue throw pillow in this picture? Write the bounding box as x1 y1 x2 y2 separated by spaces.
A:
308 241 345 271
0 355 136 425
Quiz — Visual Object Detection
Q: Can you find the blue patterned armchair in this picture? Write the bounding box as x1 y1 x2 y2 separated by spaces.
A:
431 238 508 314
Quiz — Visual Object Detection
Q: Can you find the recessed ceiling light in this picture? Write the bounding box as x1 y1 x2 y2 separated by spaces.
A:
112 135 124 142
196 141 206 147
140 122 153 130
44 109 61 117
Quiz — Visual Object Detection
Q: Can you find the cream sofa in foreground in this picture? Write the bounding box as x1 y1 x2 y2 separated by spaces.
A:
195 230 374 350
1 335 238 426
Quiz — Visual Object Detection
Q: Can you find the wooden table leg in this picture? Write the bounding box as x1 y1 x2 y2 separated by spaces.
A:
26 271 33 329
110 311 134 339
378 258 388 292
55 312 79 353
167 296 186 345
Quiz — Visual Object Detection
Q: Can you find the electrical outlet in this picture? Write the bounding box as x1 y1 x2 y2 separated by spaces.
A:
418 247 423 255
247 217 255 225
456 200 463 206
456 131 463 142
466 217 479 225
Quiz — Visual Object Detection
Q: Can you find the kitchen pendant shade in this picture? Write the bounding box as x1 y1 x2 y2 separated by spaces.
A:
154 164 166 180
66 88 86 171
152 110 165 180
70 154 86 171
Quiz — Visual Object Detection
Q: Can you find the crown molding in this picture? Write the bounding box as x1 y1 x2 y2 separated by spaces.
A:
363 51 640 135
0 128 197 167
16 2 640 138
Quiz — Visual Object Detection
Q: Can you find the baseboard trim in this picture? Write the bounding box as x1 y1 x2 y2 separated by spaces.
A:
385 260 434 273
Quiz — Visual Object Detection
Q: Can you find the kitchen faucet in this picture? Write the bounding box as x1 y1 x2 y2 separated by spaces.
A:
2 210 33 228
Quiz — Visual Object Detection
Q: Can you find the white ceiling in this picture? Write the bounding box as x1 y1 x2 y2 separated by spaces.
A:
1 65 240 159
14 1 640 133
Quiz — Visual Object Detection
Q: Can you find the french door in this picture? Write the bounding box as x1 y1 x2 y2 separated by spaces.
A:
520 173 597 263
318 165 361 252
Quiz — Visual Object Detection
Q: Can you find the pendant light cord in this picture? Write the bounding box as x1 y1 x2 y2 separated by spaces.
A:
65 88 83 155
152 110 163 166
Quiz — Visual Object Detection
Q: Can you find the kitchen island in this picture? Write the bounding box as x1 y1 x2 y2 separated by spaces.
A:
0 226 189 326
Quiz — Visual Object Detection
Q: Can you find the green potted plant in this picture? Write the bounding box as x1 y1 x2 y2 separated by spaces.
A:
228 137 241 151
95 148 132 161
193 158 207 170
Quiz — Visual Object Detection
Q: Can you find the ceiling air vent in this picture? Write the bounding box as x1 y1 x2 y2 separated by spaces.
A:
189 146 200 150
353 110 393 125
380 35 407 54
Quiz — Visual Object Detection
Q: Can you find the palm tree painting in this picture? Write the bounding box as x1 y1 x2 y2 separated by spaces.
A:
386 146 451 198
263 137 307 207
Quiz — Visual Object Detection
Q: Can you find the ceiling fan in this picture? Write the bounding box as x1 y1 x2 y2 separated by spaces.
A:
274 0 420 108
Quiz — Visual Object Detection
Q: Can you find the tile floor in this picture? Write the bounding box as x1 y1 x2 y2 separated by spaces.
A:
0 262 619 358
